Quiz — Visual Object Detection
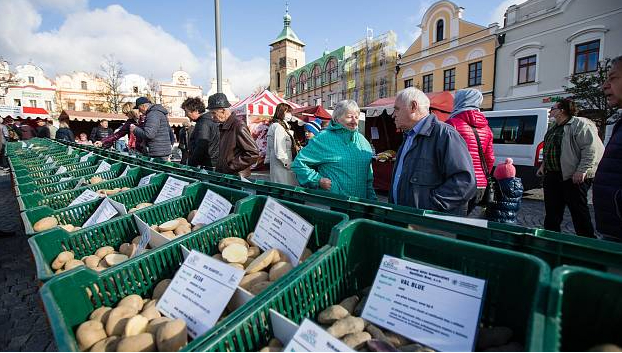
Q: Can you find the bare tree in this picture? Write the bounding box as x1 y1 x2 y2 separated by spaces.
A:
100 54 124 113
146 74 160 104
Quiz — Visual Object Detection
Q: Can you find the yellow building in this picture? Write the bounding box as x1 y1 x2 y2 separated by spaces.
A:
398 1 499 109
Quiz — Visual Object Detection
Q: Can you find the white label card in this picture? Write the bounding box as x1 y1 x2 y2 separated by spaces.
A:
68 189 101 207
133 215 154 257
21 142 27 148
284 318 353 352
28 144 34 149
119 166 130 178
269 310 299 349
55 166 67 175
191 190 233 226
252 197 313 265
82 198 127 228
59 177 72 183
73 177 87 189
156 250 244 339
95 161 112 174
426 213 489 228
362 255 486 352
133 215 172 250
80 152 93 163
153 177 189 204
67 146 74 155
45 156 54 165
138 173 156 187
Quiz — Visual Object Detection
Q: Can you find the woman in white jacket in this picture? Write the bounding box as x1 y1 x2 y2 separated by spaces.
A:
266 103 300 185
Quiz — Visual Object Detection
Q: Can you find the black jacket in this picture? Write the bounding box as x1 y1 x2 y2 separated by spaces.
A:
594 117 622 239
90 126 113 142
55 127 75 142
36 125 50 138
485 177 524 223
188 112 219 168
132 104 172 157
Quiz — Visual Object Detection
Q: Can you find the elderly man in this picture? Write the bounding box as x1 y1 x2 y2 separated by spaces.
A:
390 87 476 215
130 97 173 160
181 96 219 168
207 93 258 177
594 56 622 242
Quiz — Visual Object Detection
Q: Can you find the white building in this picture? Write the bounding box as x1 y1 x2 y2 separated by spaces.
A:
4 63 57 114
55 72 107 113
494 0 622 110
160 70 203 117
120 74 153 104
204 78 239 105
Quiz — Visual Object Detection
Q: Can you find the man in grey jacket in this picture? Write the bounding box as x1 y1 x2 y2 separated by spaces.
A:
390 87 476 215
131 97 172 160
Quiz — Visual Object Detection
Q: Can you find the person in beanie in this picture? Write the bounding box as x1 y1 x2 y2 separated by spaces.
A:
485 158 524 223
304 119 322 143
208 93 259 177
130 97 173 160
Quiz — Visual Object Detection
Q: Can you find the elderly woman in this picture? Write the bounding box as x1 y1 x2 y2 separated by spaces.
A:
292 100 376 199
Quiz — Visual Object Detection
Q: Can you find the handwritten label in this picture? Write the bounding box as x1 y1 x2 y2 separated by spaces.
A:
153 177 189 204
95 161 112 174
55 166 68 175
156 250 244 338
138 173 156 187
362 255 486 352
284 319 352 352
68 189 101 206
191 190 233 226
82 198 127 228
252 197 313 265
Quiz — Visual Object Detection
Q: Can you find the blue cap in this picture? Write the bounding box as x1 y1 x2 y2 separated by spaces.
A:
304 119 322 136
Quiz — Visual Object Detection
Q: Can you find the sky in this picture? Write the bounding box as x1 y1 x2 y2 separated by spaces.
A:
0 0 524 98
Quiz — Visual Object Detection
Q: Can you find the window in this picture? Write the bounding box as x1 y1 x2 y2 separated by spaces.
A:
404 79 413 88
422 74 433 93
379 78 387 98
468 61 482 86
314 97 322 106
312 65 322 88
45 101 52 112
28 76 34 84
81 81 88 90
276 72 281 90
443 68 455 91
299 72 308 91
486 115 537 145
436 19 444 42
14 99 21 106
328 93 336 108
574 40 600 74
517 55 537 84
326 59 338 82
82 103 90 112
67 102 75 110
288 76 297 96
178 91 183 97
29 100 37 107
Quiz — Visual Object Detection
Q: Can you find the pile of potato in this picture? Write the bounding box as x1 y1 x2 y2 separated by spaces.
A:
127 202 153 214
52 237 150 275
33 216 60 232
96 187 130 197
211 233 312 296
90 176 106 185
145 209 205 239
75 280 189 352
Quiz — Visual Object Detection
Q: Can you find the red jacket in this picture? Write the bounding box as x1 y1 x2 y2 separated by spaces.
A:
446 110 495 188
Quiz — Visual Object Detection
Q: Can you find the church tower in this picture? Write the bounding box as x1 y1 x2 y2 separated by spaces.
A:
269 6 305 96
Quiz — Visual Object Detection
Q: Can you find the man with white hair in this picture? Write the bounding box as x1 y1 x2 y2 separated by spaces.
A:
390 87 476 215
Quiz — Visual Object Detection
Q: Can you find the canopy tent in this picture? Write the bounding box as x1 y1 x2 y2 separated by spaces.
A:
0 105 51 120
292 105 332 122
58 110 188 127
364 91 454 121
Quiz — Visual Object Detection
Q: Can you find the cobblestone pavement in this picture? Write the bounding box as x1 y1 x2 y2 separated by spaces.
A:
0 171 56 352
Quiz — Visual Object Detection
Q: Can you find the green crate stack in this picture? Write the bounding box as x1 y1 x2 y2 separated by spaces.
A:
544 266 622 351
15 156 104 185
37 195 348 351
190 219 551 352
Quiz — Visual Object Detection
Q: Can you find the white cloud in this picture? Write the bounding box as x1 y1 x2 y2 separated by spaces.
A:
183 18 200 40
30 0 88 13
490 0 528 27
0 0 267 98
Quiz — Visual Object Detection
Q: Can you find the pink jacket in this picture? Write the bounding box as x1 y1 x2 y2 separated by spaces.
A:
446 110 495 188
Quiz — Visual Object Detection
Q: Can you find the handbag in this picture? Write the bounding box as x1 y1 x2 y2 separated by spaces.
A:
279 121 301 160
472 127 496 205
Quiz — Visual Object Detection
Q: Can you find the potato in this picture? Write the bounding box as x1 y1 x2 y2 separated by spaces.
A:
55 268 64 274
367 339 398 352
218 237 249 252
136 203 153 209
83 255 101 269
34 216 58 232
146 317 172 336
173 225 191 236
384 332 412 348
268 338 283 348
212 253 224 262
155 318 188 352
222 243 249 264
104 189 118 196
51 258 65 271
89 306 112 324
239 271 269 290
158 219 180 232
247 246 261 258
300 248 313 262
246 232 257 246
73 226 82 231
64 259 84 271
93 266 107 272
152 279 172 299
271 250 283 265
76 320 107 351
588 344 622 352
98 258 109 269
245 249 278 274
192 223 205 231
90 336 120 352
343 332 372 350
175 217 190 226
118 294 144 311
229 263 245 270
364 323 388 342
318 305 350 325
140 300 162 321
132 236 142 245
339 295 360 315
59 224 75 232
57 250 74 264
327 316 365 338
249 281 273 295
124 315 149 337
243 257 255 269
105 253 128 267
116 333 156 352
259 347 281 352
90 176 104 185
105 306 139 336
121 187 130 191
128 208 137 213
160 230 176 239
119 243 137 258
269 262 292 282
187 210 197 223
95 246 115 259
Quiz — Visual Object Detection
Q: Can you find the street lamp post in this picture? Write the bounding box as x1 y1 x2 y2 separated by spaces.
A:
214 0 223 93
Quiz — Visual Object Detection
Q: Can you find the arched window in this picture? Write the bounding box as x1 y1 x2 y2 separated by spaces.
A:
436 19 444 42
299 72 308 92
312 65 322 88
288 76 297 96
325 58 337 82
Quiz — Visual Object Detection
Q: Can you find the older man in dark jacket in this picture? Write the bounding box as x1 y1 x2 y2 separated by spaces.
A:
390 87 476 215
181 97 219 169
131 97 172 160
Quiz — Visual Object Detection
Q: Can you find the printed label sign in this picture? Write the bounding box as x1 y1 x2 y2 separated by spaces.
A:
82 198 127 228
80 152 93 163
55 166 67 175
153 177 189 204
68 189 100 206
191 190 233 226
95 161 112 174
284 319 352 352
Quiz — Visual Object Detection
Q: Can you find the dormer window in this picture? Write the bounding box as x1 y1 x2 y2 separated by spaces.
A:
436 19 444 42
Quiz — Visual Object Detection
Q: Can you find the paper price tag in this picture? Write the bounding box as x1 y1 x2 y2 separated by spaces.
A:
80 152 93 163
68 189 100 206
284 319 352 352
156 250 244 338
67 146 74 155
28 144 34 149
119 166 131 178
133 215 155 257
73 177 87 189
45 156 54 165
95 161 112 174
82 198 124 228
153 177 189 204
21 142 27 148
191 190 233 226
138 173 156 187
133 215 172 250
55 166 68 175
59 177 72 183
362 255 486 352
252 197 313 265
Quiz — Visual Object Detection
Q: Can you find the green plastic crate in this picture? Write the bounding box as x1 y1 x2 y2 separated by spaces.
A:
12 153 80 173
544 266 622 351
15 156 103 185
28 181 249 282
18 166 160 211
191 219 550 352
38 195 348 351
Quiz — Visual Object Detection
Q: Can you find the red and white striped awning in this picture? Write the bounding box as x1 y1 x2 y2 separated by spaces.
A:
231 90 300 117
0 105 50 120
